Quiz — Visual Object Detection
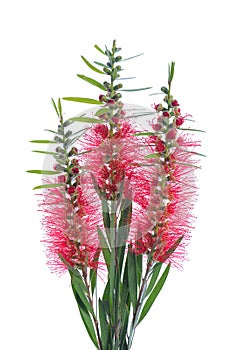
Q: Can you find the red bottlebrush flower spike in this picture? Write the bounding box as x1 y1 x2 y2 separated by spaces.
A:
40 178 103 275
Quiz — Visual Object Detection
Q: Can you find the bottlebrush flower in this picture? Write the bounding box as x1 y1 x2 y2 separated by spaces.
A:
40 176 103 274
131 132 200 268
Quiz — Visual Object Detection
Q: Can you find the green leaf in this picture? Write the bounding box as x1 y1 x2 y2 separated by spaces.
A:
77 74 107 91
81 56 105 74
32 183 65 190
58 98 62 116
51 98 59 116
44 129 57 134
94 108 110 116
117 77 136 80
178 127 206 133
122 53 144 61
120 87 152 92
90 268 97 296
145 262 162 297
136 254 143 288
97 227 111 268
69 116 104 124
133 132 155 136
145 153 160 158
32 150 58 155
138 264 171 324
94 44 106 55
29 140 56 144
63 97 102 105
70 272 95 316
71 284 98 349
94 61 107 68
99 299 109 349
26 170 60 175
127 250 138 310
181 149 206 157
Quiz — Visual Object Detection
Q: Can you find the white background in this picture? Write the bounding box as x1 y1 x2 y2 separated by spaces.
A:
1 0 237 349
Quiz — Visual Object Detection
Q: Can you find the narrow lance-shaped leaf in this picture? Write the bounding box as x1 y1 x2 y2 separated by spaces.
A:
26 170 61 175
94 61 107 68
71 284 98 349
120 87 152 92
63 97 102 105
122 53 144 61
77 74 107 91
99 298 109 349
145 262 162 297
178 127 206 133
58 98 62 116
94 44 106 55
51 98 59 116
97 226 111 269
89 268 97 296
29 140 56 144
127 249 138 310
94 108 110 116
70 271 95 317
32 150 58 155
32 183 65 190
138 264 171 324
69 116 104 124
81 56 105 74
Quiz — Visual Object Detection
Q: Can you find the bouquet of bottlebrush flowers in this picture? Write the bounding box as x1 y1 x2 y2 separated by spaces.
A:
28 40 202 350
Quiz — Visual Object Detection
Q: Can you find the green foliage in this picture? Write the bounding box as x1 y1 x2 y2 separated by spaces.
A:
63 97 102 104
138 264 171 324
81 56 105 74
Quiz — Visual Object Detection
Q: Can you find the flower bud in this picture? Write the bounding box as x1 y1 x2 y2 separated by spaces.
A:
166 128 177 140
65 130 72 138
53 164 65 171
114 84 123 90
56 147 64 153
115 65 122 71
67 186 76 195
57 126 64 135
99 94 107 102
57 175 66 183
163 111 170 118
71 167 79 174
161 86 169 94
68 147 78 156
103 67 111 74
115 56 122 62
155 139 165 153
54 136 63 143
171 99 179 107
176 116 185 126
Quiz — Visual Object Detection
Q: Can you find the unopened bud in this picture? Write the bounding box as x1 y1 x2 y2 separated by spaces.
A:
99 94 107 102
114 84 123 90
56 147 64 153
67 186 76 195
115 56 122 62
68 147 78 156
65 130 72 138
103 67 111 74
161 86 169 94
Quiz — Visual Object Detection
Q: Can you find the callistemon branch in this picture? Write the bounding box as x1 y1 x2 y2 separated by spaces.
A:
28 41 203 350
